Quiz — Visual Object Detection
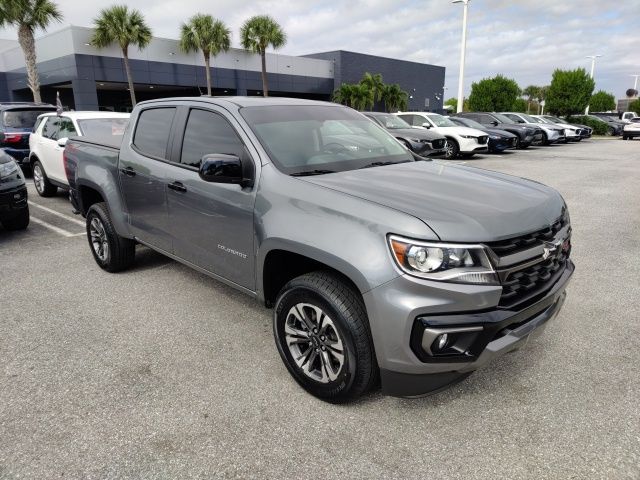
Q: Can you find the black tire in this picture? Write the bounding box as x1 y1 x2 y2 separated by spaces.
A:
622 135 628 140
541 131 549 145
444 138 459 159
32 160 57 197
516 137 529 149
273 271 378 403
1 207 29 231
86 202 135 272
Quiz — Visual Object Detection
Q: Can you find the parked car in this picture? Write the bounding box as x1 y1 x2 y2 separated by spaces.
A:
542 115 592 139
530 115 582 142
0 151 29 230
395 112 489 158
619 111 638 123
448 116 518 152
29 111 129 197
0 102 56 168
588 114 624 136
622 117 640 140
593 111 638 124
65 97 574 402
362 112 446 157
452 112 543 149
500 112 566 145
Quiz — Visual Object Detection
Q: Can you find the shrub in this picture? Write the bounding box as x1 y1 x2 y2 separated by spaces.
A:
629 99 640 115
566 115 609 135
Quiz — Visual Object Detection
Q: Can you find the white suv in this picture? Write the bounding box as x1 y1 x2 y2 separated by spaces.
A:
622 117 640 140
396 112 489 158
29 112 129 197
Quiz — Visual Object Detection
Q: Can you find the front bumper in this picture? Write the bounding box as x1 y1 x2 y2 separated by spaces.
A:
489 137 517 152
364 259 574 397
623 130 640 138
0 185 28 220
458 137 489 154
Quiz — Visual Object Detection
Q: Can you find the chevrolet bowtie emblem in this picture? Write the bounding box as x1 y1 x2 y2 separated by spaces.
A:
542 240 562 260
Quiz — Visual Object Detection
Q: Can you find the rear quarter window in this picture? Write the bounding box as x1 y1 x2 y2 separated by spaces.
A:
132 108 176 159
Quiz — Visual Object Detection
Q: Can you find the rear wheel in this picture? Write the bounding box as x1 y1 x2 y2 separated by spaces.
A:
86 202 135 272
444 138 459 159
32 160 57 197
273 271 378 403
1 207 29 231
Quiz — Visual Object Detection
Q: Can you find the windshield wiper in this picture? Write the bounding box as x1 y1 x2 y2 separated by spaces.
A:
290 169 336 177
359 160 411 169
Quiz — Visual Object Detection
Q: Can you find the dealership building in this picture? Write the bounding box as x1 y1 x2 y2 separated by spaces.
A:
0 26 445 112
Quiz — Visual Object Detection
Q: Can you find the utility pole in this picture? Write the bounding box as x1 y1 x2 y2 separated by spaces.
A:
453 0 470 113
585 54 602 114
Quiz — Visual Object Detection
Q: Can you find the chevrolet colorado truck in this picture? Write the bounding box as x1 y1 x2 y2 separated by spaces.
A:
64 97 574 403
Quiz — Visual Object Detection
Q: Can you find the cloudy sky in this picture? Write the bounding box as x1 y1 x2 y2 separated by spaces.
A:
1 0 638 98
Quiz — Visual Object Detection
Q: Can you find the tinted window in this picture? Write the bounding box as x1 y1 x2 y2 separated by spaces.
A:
2 109 56 128
42 117 60 139
57 117 77 139
133 108 176 159
180 109 245 168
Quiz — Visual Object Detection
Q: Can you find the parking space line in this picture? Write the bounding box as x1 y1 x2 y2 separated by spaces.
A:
29 216 84 237
28 201 85 227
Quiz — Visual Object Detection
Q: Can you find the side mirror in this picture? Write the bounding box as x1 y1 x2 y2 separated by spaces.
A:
57 137 68 147
517 119 525 123
199 153 254 188
422 122 431 129
491 121 499 126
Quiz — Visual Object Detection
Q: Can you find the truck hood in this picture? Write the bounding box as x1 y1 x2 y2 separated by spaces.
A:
302 161 564 242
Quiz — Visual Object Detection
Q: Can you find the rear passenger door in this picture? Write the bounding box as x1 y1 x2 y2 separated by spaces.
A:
119 107 177 252
165 105 257 290
38 117 63 182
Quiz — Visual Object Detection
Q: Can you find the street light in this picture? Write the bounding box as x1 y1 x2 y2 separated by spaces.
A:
631 74 640 93
584 54 602 114
452 0 470 113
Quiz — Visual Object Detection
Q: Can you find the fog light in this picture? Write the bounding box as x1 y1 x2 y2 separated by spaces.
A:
436 333 449 351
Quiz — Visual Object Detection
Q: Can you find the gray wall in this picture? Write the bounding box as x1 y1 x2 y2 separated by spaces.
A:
305 50 446 112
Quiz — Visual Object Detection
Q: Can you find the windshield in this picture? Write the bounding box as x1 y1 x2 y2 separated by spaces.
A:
77 118 129 137
368 114 411 130
491 113 514 124
546 116 564 123
2 109 56 128
240 105 413 175
426 114 456 127
527 116 545 124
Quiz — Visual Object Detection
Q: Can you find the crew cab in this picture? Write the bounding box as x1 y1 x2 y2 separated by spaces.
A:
29 111 129 197
395 111 489 159
65 97 574 403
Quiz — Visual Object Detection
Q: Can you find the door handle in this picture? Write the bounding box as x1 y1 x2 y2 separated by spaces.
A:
120 166 136 177
168 181 187 193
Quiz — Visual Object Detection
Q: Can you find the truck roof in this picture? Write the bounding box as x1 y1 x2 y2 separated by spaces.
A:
136 96 338 108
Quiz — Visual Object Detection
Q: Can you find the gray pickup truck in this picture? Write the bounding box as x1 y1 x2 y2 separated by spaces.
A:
64 97 574 403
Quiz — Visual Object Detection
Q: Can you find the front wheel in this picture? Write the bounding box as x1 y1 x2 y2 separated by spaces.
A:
86 202 135 272
273 271 378 403
444 138 459 159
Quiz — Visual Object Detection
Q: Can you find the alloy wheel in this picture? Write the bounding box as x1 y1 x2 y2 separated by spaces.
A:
444 140 454 158
89 217 109 262
284 303 345 383
33 165 45 193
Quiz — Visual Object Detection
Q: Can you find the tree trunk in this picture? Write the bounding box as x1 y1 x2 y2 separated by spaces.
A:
204 53 212 96
17 25 41 103
260 51 268 97
122 47 136 107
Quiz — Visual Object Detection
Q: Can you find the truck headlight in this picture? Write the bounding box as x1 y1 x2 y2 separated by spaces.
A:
388 235 499 285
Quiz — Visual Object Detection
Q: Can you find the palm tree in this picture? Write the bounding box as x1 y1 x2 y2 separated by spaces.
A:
360 72 384 110
332 83 355 106
179 14 230 96
91 5 152 106
240 15 286 97
522 85 540 114
381 84 408 112
350 83 374 111
0 0 62 103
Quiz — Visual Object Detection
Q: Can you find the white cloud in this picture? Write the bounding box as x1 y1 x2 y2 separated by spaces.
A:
0 0 638 98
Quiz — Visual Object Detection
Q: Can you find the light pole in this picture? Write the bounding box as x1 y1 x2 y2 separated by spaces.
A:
452 0 470 113
631 74 640 93
584 54 602 114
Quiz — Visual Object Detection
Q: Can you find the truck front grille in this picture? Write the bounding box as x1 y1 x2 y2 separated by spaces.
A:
486 212 571 309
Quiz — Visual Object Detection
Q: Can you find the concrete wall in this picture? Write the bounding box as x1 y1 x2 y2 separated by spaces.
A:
305 50 446 112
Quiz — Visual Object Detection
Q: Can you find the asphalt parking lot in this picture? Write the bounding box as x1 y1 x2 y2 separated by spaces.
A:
1 138 639 479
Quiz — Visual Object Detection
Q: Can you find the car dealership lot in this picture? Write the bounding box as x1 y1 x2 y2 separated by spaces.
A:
1 139 638 479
